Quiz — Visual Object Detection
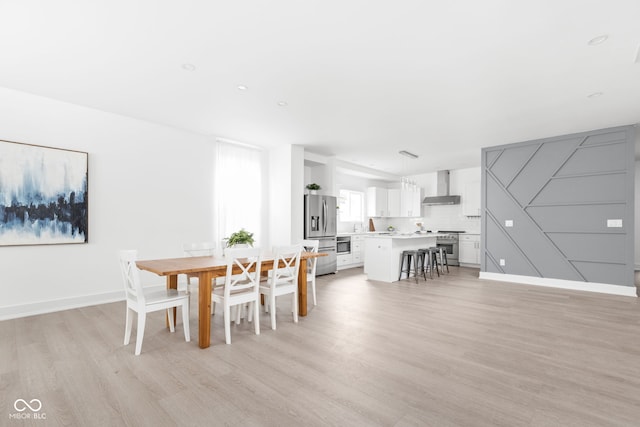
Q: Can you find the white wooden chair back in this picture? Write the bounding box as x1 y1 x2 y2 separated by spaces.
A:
119 250 145 306
183 242 215 257
224 247 262 298
271 244 302 287
301 239 319 277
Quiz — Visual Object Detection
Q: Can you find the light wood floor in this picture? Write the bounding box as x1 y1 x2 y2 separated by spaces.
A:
2 267 640 426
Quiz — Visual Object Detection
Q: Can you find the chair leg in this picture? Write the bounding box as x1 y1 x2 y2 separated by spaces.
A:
292 291 299 323
443 250 449 273
311 278 317 306
181 303 191 342
168 307 175 333
398 254 405 280
235 304 242 324
124 307 133 345
270 295 277 330
135 312 146 356
224 304 231 344
253 300 260 336
247 302 254 322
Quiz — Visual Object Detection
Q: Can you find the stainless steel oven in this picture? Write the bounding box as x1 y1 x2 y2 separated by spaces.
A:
436 232 460 266
337 236 351 254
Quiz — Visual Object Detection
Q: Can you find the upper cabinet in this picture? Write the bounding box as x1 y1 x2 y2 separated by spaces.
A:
367 187 421 217
463 179 481 217
401 187 421 217
387 189 401 217
367 187 389 217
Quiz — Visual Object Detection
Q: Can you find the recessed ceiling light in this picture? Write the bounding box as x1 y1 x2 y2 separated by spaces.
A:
237 85 248 91
399 150 418 159
588 35 608 46
277 101 288 107
587 92 604 98
181 63 196 71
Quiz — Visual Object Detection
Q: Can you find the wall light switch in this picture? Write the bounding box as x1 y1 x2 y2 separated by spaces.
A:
499 259 506 266
505 220 514 227
607 219 623 228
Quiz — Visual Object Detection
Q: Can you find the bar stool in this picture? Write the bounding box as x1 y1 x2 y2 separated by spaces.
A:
398 250 425 283
419 248 439 279
429 246 449 274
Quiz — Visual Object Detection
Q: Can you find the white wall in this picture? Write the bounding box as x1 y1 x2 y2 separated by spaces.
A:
0 87 214 319
268 145 305 247
291 146 305 243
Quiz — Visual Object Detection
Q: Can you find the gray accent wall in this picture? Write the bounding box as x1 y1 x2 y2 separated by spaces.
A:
481 125 635 287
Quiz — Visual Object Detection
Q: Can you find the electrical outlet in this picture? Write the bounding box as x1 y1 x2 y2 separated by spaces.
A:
505 220 514 227
607 219 623 228
499 259 506 266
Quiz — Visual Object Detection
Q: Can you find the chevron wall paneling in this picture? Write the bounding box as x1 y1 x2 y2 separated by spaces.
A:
481 126 635 287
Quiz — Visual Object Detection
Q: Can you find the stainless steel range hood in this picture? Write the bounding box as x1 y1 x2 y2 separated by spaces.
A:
422 170 461 205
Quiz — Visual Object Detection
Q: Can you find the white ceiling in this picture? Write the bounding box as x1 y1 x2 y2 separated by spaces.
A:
1 0 639 176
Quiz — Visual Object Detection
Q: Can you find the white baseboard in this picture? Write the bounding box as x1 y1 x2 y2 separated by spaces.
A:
459 263 480 268
0 285 167 321
479 272 637 297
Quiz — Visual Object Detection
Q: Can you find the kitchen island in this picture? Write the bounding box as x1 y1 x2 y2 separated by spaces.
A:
364 233 446 282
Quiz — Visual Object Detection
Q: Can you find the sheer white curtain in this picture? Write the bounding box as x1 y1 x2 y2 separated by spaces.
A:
214 141 263 248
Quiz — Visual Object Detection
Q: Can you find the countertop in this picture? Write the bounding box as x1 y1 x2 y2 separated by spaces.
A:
365 232 449 239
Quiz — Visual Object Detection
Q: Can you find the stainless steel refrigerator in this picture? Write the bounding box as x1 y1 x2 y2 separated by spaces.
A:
304 194 337 275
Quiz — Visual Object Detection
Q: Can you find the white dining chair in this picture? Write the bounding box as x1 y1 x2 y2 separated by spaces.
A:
301 239 320 306
182 242 222 313
119 250 190 355
260 244 302 330
211 247 262 344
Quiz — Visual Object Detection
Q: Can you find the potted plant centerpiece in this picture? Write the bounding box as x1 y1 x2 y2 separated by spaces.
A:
224 228 255 249
306 183 321 195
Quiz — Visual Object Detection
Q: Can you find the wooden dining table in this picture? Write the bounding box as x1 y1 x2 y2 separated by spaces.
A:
135 251 326 349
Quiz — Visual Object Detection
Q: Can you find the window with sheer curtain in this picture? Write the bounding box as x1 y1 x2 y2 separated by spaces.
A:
214 141 263 247
338 189 364 222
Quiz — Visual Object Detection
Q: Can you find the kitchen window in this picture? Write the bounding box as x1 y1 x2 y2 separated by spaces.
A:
338 189 364 222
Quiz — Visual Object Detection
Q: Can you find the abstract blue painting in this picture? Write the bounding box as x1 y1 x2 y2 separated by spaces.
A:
0 140 88 246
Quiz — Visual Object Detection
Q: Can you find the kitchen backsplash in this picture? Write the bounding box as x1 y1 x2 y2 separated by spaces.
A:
357 205 480 234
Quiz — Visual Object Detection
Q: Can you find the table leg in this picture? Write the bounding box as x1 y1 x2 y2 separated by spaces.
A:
298 259 308 317
166 274 178 328
198 271 213 348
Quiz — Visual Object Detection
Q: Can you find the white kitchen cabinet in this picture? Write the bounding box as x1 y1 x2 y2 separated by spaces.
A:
387 189 401 217
337 234 365 270
364 234 438 282
337 253 353 268
351 234 364 265
364 237 393 281
401 188 421 217
459 234 481 265
367 187 421 217
367 187 388 217
463 179 481 217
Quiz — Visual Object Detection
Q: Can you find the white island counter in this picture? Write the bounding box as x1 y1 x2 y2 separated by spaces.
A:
364 233 446 282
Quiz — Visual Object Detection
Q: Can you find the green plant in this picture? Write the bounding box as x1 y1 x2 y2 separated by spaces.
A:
224 228 255 247
306 183 321 190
